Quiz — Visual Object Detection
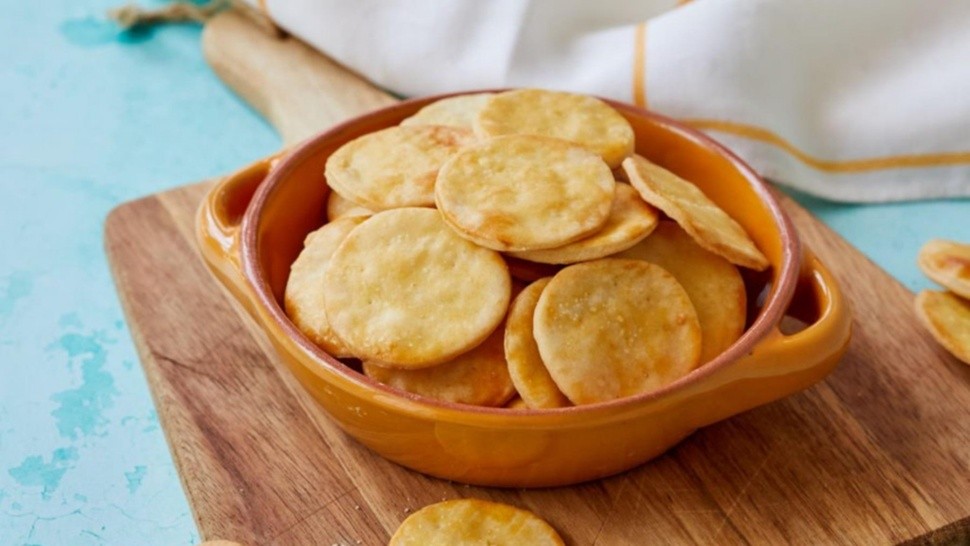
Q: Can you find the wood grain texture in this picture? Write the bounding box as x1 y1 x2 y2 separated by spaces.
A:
202 10 396 147
104 8 970 545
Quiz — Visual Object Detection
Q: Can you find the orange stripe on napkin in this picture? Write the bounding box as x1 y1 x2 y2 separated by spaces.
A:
685 119 970 173
632 23 647 108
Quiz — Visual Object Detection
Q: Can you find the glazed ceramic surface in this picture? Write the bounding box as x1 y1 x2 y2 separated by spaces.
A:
196 93 851 487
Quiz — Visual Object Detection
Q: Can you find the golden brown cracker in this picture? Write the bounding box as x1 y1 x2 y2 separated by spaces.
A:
918 239 970 299
475 88 634 168
915 290 970 365
401 93 494 130
363 325 515 407
325 125 473 211
436 135 615 251
326 190 374 221
284 217 367 357
623 154 769 271
325 208 510 367
616 221 746 363
389 499 564 546
534 259 701 404
508 184 659 264
504 278 570 409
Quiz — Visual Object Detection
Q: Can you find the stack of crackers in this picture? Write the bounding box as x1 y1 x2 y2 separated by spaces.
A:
916 240 970 365
285 89 770 409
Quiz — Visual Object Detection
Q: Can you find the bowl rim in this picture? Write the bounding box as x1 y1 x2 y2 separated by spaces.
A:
240 89 801 419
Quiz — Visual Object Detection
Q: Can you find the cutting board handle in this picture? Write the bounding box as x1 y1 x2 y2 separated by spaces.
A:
202 9 396 147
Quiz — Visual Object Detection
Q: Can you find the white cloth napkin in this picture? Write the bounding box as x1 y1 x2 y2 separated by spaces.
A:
244 0 970 202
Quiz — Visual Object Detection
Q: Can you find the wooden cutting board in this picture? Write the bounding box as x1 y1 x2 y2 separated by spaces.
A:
104 11 970 546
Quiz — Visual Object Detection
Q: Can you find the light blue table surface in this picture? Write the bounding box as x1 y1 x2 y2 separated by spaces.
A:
1 2 968 545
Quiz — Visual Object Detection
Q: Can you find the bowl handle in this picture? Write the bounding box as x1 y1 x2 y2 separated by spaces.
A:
747 249 852 373
195 155 280 321
735 249 852 379
679 249 851 430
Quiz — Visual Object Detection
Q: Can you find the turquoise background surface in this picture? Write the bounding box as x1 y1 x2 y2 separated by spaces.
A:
0 1 967 544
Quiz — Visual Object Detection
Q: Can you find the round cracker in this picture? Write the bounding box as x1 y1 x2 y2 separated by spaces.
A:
508 184 659 264
475 89 635 168
505 278 570 409
915 290 970 365
326 190 374 221
325 208 511 367
623 154 770 271
505 396 528 409
616 221 747 364
918 239 970 299
400 93 494 130
436 135 615 251
534 259 702 404
363 325 515 407
284 217 368 358
325 125 473 211
390 499 564 546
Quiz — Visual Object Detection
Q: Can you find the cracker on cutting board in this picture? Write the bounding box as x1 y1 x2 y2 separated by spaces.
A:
326 189 374 221
534 259 701 404
284 216 368 358
400 93 494 130
363 324 515 407
918 239 970 299
915 290 970 365
389 499 565 546
325 125 473 211
616 221 746 364
474 88 635 168
325 208 511 368
504 277 571 409
508 184 659 264
436 135 615 251
623 154 770 271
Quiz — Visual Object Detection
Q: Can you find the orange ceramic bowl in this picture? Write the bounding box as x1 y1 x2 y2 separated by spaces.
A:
196 92 851 488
